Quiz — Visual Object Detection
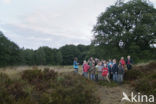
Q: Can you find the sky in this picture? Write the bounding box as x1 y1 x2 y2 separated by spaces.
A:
0 0 156 49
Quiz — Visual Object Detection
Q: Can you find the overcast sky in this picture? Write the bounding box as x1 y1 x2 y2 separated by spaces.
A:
0 0 156 49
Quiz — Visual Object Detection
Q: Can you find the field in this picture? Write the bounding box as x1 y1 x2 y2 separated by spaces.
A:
0 62 156 104
0 66 74 79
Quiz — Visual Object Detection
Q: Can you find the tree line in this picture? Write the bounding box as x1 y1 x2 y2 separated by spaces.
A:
0 0 156 67
0 31 90 66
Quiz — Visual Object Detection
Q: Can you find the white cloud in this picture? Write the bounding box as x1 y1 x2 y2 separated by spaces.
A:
3 0 12 4
0 0 118 49
6 0 156 49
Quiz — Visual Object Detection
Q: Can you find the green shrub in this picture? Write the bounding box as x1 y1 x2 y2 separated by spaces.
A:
43 68 57 80
21 69 58 91
0 86 14 104
22 69 57 83
134 79 152 93
124 69 143 81
0 73 29 103
21 70 42 83
14 97 37 104
148 73 156 79
7 80 28 100
49 73 100 104
0 73 11 86
132 73 156 97
0 70 99 104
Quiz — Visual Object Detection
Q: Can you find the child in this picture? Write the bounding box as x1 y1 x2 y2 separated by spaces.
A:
73 57 79 73
118 63 124 83
102 64 110 83
97 61 103 80
83 61 90 78
82 60 86 76
90 62 96 80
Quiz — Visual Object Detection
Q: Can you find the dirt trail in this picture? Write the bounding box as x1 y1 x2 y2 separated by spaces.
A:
95 84 135 104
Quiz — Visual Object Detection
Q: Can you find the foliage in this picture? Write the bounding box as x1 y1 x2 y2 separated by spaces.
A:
134 77 156 96
49 73 100 104
0 70 100 104
60 45 80 65
0 32 90 66
124 69 143 80
126 62 156 96
0 31 20 66
92 0 156 62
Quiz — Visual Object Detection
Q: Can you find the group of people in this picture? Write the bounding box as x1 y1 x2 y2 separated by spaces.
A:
73 56 133 83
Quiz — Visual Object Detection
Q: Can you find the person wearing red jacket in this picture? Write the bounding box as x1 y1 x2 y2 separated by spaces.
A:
119 57 126 68
102 64 110 83
83 61 90 78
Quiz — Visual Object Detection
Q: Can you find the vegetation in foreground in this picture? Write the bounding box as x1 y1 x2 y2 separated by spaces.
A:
0 62 155 104
124 62 156 97
0 68 100 104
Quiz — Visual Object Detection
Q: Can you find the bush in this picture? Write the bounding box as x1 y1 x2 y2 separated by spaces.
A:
14 97 37 104
133 78 156 96
50 73 100 104
134 79 152 93
124 69 143 81
0 73 11 86
21 69 58 91
0 86 14 104
21 70 42 83
43 68 58 80
7 80 28 100
21 69 57 83
0 73 29 103
0 70 99 104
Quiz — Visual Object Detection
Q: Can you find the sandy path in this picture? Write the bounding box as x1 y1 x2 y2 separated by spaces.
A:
95 84 144 104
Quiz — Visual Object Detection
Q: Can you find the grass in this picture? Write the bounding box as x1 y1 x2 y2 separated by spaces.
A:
97 80 118 87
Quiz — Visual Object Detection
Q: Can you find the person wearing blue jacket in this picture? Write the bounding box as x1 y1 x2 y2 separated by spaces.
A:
108 59 113 80
73 57 79 73
112 59 118 82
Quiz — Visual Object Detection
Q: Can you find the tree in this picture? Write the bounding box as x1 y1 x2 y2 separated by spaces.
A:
0 31 20 66
60 45 80 65
35 46 63 65
55 50 63 65
92 0 156 61
77 44 90 63
93 0 156 50
20 49 35 65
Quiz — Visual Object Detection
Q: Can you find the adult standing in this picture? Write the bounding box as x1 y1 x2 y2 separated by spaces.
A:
112 59 118 82
108 59 113 80
118 63 124 83
73 57 79 73
88 57 94 79
126 56 133 70
119 57 126 68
